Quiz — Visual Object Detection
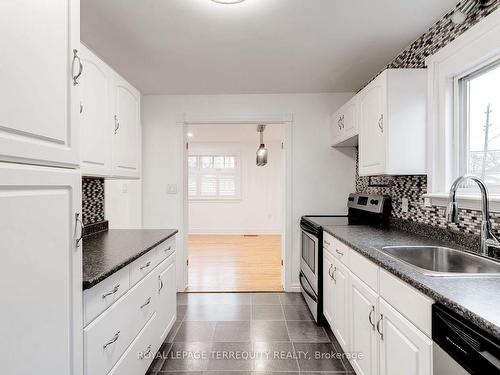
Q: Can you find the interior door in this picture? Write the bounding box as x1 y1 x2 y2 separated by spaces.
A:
349 273 379 375
80 45 112 176
0 0 80 167
112 74 141 178
332 258 350 352
379 298 432 375
157 254 177 343
0 163 82 375
359 74 386 175
322 250 335 327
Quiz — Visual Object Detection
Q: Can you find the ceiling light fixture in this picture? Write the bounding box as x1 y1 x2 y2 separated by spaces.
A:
256 124 268 167
211 0 245 4
451 0 495 24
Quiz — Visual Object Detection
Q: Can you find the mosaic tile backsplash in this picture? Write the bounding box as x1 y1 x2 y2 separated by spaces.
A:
82 178 105 226
355 0 500 246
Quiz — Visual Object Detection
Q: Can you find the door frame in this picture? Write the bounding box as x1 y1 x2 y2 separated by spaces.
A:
175 113 294 292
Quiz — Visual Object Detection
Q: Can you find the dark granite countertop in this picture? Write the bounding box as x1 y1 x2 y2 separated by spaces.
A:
83 229 178 290
323 224 500 340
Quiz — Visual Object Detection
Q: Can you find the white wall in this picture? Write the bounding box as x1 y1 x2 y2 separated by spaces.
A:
105 179 142 229
188 140 283 234
140 93 357 290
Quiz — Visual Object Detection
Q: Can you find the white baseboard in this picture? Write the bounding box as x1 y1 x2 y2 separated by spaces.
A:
286 284 301 293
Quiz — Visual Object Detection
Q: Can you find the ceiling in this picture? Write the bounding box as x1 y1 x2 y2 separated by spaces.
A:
187 124 284 142
81 0 458 95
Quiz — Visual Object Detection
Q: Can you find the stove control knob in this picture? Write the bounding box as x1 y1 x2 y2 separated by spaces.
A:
370 199 379 205
348 197 354 202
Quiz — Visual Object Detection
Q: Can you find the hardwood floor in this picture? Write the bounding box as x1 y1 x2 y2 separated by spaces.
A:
187 234 283 292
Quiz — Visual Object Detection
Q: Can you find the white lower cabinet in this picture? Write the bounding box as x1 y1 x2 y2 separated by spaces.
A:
379 299 433 375
349 273 378 375
322 233 434 375
83 238 177 375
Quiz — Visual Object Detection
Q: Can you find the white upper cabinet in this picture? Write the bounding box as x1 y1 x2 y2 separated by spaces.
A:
112 74 141 178
0 163 82 375
0 0 80 168
358 69 427 176
331 96 358 147
79 47 141 179
80 45 112 176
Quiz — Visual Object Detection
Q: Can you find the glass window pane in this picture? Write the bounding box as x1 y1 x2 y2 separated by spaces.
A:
462 63 500 187
225 156 235 168
213 156 225 169
219 175 236 197
200 174 217 196
188 173 197 197
188 156 198 169
201 156 213 169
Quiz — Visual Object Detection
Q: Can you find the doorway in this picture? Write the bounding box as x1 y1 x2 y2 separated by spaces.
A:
184 123 286 292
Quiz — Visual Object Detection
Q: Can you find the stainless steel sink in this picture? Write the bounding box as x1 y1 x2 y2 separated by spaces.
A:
380 246 500 277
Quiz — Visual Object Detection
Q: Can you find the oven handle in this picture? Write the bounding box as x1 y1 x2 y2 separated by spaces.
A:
299 272 318 302
300 223 318 237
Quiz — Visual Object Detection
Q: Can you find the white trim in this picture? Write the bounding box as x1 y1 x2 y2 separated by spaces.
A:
176 113 294 292
426 8 500 212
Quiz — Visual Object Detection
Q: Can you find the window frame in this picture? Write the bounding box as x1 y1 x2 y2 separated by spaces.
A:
188 154 242 201
425 10 500 212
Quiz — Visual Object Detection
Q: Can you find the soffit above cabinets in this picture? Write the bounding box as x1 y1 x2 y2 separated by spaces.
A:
81 0 458 95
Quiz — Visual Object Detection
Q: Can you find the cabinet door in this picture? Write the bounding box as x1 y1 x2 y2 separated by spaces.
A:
0 0 80 167
330 110 344 146
359 73 387 176
379 298 432 375
342 97 358 138
156 253 177 343
322 250 335 327
80 45 112 177
332 258 350 352
0 163 82 375
349 273 378 375
112 74 141 178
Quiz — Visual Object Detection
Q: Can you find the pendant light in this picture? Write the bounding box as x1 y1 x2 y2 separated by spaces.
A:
256 124 268 167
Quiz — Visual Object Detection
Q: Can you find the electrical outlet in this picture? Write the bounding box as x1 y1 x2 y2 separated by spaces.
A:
401 198 409 213
424 197 432 207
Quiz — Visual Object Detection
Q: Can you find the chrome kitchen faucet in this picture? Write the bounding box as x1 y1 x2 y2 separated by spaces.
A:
446 174 500 256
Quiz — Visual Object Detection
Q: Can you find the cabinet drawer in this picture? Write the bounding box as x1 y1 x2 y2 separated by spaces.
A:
108 313 158 375
84 272 157 375
156 236 176 264
349 248 379 292
84 267 130 326
130 250 158 286
379 269 433 337
323 232 335 255
332 238 349 265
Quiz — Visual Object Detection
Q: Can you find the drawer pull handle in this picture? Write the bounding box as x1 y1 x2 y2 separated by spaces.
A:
103 331 120 349
102 284 120 299
335 249 344 256
328 264 333 279
140 261 151 270
166 246 172 251
143 345 152 358
324 240 331 246
332 266 337 283
140 297 152 309
368 305 375 330
159 276 164 292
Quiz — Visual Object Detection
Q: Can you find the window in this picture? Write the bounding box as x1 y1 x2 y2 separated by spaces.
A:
459 61 500 191
188 155 240 200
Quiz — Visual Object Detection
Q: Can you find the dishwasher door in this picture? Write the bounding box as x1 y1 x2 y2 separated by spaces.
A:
434 344 469 375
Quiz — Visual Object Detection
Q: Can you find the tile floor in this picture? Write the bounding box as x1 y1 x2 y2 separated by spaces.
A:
147 292 354 374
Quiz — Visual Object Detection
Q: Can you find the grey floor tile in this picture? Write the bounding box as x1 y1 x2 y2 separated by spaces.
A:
173 321 216 342
250 321 290 341
214 321 251 342
166 321 182 343
280 292 307 306
252 305 285 321
161 342 212 372
286 321 330 342
283 305 314 321
185 304 251 321
253 342 299 372
146 343 170 374
182 293 252 305
207 342 253 372
177 305 187 320
251 293 282 305
294 342 345 372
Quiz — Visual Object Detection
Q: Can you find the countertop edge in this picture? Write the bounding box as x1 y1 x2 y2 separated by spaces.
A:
323 226 500 340
82 230 178 290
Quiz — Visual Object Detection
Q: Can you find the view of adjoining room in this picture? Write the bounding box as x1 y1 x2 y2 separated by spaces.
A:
186 123 285 292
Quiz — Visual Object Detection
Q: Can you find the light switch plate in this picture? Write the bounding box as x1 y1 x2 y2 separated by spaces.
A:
167 184 178 194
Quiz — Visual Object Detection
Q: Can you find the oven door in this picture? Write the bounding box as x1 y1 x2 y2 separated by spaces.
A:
300 226 319 293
